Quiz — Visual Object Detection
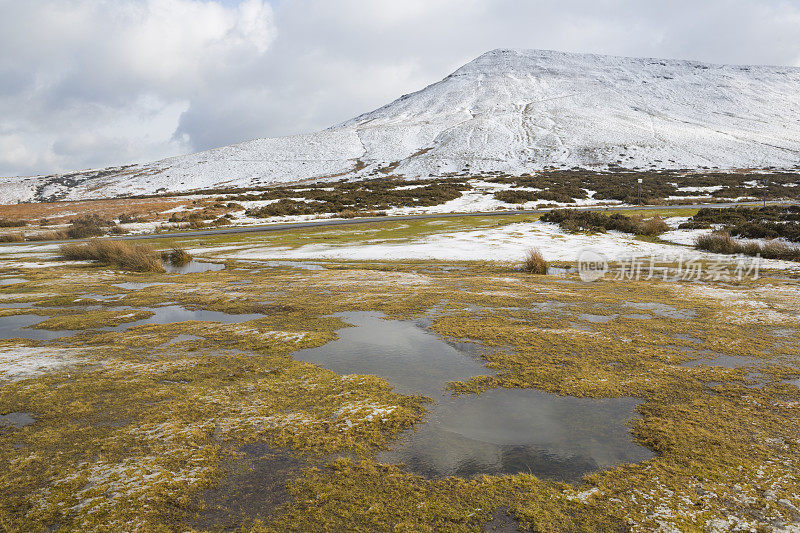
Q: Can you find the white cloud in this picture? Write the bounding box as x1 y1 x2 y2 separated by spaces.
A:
0 0 274 176
1 0 799 177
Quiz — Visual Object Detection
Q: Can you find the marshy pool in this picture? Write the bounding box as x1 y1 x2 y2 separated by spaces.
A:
292 312 653 482
0 304 265 340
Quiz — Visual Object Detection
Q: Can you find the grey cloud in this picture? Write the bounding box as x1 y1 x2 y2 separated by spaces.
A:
1 0 799 177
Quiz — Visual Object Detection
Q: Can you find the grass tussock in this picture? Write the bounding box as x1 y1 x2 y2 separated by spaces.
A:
695 232 800 261
160 247 192 267
522 247 548 274
60 239 165 272
0 233 24 243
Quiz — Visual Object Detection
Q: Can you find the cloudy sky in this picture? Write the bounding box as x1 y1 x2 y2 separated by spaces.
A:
1 0 799 177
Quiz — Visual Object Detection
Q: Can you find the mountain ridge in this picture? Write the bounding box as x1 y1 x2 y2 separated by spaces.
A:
3 48 800 203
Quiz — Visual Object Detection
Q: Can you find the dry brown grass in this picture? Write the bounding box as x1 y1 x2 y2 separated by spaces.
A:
522 247 548 274
636 215 669 236
0 197 191 224
22 230 67 242
160 247 192 267
0 233 24 243
60 239 165 272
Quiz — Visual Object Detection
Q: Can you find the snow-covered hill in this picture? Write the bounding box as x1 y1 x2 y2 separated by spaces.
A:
4 49 800 203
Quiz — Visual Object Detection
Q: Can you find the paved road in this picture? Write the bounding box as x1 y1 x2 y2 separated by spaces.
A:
1 200 793 245
116 200 793 241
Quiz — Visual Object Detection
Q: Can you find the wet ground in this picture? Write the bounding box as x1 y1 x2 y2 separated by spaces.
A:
293 311 652 481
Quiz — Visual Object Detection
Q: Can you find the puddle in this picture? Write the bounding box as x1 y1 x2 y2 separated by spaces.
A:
0 278 27 286
109 305 264 331
292 312 653 481
620 313 650 320
377 389 651 482
0 412 35 428
113 282 174 290
0 305 263 340
292 312 486 397
0 313 77 341
163 261 225 274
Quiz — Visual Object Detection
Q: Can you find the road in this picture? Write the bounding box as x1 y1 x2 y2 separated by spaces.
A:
116 200 792 241
0 200 793 245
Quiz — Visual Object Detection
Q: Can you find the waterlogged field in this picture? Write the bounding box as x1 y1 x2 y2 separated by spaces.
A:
0 217 799 532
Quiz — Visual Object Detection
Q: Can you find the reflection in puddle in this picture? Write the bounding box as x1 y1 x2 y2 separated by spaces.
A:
293 312 486 397
0 305 263 341
293 311 652 480
0 313 76 341
110 306 264 330
377 389 651 482
164 261 225 274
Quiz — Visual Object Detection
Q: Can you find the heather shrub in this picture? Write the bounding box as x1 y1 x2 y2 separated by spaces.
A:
695 232 800 261
66 215 114 239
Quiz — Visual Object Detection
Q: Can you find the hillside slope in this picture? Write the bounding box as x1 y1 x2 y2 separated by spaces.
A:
4 49 800 203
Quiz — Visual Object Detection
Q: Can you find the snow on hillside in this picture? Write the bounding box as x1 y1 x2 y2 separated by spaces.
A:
3 49 800 203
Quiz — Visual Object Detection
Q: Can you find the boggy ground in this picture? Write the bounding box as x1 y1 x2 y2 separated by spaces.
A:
0 255 799 532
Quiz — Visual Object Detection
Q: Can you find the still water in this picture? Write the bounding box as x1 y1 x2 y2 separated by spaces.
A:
292 312 653 481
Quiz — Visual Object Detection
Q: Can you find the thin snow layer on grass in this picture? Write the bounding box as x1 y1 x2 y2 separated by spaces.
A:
0 260 81 269
385 189 620 216
117 221 162 235
661 228 712 246
674 284 800 324
228 211 337 226
0 243 61 256
215 220 791 267
0 346 86 381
